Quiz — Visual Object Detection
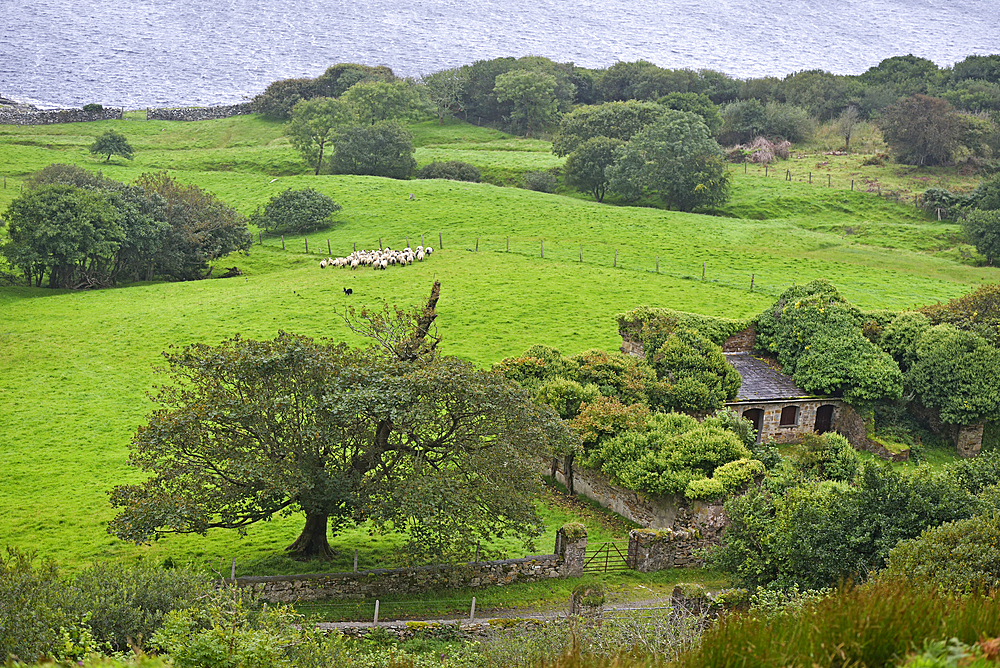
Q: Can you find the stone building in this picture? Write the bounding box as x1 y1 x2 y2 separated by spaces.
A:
724 352 841 444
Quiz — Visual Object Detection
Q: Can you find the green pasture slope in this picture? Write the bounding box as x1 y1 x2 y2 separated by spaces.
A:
0 114 993 574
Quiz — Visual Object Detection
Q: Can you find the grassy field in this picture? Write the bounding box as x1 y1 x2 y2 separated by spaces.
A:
0 113 994 575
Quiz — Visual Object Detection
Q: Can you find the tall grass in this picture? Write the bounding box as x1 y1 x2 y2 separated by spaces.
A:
678 580 1000 668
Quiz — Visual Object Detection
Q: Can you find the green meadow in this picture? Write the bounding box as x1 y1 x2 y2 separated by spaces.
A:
0 114 993 574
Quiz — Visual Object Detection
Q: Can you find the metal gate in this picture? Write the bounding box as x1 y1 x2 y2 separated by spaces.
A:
582 540 633 573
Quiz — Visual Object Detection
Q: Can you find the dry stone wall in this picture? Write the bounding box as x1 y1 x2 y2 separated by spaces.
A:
238 554 567 603
146 103 252 121
0 107 123 125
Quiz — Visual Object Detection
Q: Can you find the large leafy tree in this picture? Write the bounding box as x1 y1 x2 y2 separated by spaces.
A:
108 283 566 562
879 94 962 166
1 184 123 288
421 68 468 124
552 100 665 157
133 172 251 281
961 209 1000 265
606 110 731 211
563 136 624 202
285 97 355 175
341 80 424 126
493 69 560 136
329 122 416 179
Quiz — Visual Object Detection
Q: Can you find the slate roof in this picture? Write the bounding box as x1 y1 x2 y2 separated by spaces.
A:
725 352 817 402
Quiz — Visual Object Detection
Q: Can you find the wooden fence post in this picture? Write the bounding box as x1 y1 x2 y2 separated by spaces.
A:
354 549 358 573
281 236 285 250
373 600 379 626
702 262 706 280
327 239 331 255
656 255 659 272
470 597 477 623
580 244 583 262
750 273 755 291
506 235 509 252
304 238 308 253
476 237 479 252
614 249 617 268
439 232 443 249
540 240 544 258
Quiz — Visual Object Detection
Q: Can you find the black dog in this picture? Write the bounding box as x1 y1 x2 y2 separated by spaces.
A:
343 287 353 296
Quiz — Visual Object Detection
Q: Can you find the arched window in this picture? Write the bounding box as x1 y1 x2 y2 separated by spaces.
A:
779 405 799 426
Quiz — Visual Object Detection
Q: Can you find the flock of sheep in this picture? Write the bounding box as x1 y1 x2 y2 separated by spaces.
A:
320 245 434 271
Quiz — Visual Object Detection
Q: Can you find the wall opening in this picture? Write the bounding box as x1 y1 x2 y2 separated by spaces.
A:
814 404 835 434
742 408 764 441
780 405 799 426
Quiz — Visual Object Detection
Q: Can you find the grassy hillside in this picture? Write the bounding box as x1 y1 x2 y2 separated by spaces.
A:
0 114 994 573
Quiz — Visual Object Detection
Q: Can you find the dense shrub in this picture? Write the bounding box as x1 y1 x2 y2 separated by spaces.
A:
329 122 416 179
616 305 751 349
970 173 1000 211
647 328 741 412
589 411 752 497
793 432 861 482
755 280 903 404
0 549 68 663
68 561 210 652
886 512 1000 593
416 161 481 182
961 209 1000 264
248 188 342 234
524 170 558 192
152 584 351 668
919 282 1000 347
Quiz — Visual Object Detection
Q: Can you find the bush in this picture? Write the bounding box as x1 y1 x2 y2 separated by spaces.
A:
82 103 104 112
794 432 861 482
524 170 557 192
416 161 481 182
886 513 1000 593
970 173 1000 211
248 188 342 235
961 209 1000 264
0 548 68 663
329 122 416 179
152 584 351 668
67 561 210 652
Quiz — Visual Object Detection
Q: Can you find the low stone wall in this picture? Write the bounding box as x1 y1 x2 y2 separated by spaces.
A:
0 107 123 125
550 457 725 535
834 403 910 462
628 527 710 572
146 103 253 121
238 555 565 603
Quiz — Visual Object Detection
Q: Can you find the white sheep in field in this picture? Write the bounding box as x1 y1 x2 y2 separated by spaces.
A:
425 246 433 255
416 250 425 262
350 259 359 269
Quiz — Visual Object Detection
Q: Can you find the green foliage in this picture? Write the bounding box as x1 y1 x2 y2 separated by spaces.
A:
880 95 963 166
718 98 766 145
330 121 416 179
534 377 600 420
648 328 741 412
879 311 932 372
1 183 123 288
679 580 1000 668
416 160 481 182
570 348 656 406
108 292 567 563
420 68 468 124
67 561 210 653
252 78 321 120
82 103 104 112
961 209 1000 264
919 282 1000 347
89 130 134 163
761 102 815 143
970 173 1000 211
711 463 980 590
793 432 861 482
710 408 758 449
284 97 355 175
779 69 851 121
341 80 425 126
907 324 1000 425
248 188 341 235
755 279 904 404
570 396 650 453
591 412 751 497
862 55 943 97
658 92 722 135
607 110 731 211
710 458 765 494
494 69 561 137
0 548 67 663
152 584 351 668
551 100 665 156
563 136 624 202
886 512 1000 593
523 170 557 193
617 305 751 350
133 172 251 281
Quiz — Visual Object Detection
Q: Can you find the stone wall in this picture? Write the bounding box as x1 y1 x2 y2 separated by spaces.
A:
549 458 726 540
238 554 567 603
0 107 123 125
628 527 709 572
722 325 756 352
834 403 910 462
146 103 253 121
